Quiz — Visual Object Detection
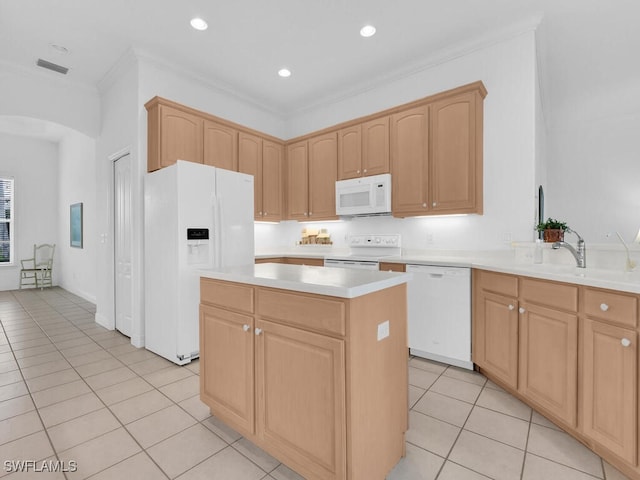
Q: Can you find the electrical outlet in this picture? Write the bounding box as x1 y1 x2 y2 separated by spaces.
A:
377 320 390 341
502 232 512 243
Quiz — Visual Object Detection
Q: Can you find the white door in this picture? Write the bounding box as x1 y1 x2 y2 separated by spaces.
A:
114 154 132 337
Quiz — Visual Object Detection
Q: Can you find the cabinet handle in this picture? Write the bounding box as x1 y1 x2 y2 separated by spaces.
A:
600 303 609 312
242 324 250 332
508 304 515 311
255 328 263 336
519 307 526 314
621 338 631 347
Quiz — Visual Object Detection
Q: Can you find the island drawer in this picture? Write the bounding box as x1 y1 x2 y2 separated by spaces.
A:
520 278 578 312
257 288 346 336
201 279 255 313
583 288 637 327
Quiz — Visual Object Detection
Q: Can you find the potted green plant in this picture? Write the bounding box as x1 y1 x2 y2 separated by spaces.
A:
535 218 569 243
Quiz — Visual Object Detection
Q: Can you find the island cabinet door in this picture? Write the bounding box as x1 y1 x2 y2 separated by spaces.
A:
582 319 637 464
473 290 519 389
518 303 578 427
199 305 255 436
255 319 346 480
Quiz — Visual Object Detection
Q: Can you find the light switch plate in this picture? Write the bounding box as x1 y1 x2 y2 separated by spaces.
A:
377 320 390 341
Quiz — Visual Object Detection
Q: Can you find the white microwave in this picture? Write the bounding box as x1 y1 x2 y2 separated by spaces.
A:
335 173 392 216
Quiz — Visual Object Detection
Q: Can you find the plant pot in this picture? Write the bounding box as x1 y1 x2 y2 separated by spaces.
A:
543 229 564 243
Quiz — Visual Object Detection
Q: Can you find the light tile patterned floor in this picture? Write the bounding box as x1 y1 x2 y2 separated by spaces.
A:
0 287 632 479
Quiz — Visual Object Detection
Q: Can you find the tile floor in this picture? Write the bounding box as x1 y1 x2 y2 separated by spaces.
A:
0 287 632 479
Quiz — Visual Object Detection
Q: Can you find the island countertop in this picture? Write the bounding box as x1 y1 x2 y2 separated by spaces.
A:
199 262 411 298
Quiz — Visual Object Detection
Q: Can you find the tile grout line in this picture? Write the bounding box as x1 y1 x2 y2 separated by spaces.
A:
3 288 170 480
0 291 72 480
4 288 281 480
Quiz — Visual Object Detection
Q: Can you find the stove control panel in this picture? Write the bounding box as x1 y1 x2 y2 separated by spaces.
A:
348 234 401 249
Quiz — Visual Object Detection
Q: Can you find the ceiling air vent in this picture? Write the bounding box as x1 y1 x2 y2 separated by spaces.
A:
36 58 69 75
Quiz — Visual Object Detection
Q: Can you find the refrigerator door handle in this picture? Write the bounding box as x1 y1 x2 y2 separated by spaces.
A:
212 194 222 270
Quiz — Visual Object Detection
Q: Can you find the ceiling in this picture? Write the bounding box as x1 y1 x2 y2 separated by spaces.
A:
1 0 639 122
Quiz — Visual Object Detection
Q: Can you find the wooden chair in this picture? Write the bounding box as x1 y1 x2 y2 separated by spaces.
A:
20 244 55 289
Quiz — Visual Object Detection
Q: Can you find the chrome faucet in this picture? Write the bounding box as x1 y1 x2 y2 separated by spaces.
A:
552 228 586 268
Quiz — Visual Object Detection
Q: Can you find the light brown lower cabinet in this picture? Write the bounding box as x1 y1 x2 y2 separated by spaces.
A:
472 271 519 389
518 302 577 426
200 278 408 480
473 269 640 479
582 318 637 465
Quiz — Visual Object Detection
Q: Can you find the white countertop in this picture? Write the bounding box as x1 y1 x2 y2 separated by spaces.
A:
199 263 411 299
255 247 640 294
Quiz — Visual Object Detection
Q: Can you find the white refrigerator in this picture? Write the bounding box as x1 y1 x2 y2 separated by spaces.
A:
144 160 254 365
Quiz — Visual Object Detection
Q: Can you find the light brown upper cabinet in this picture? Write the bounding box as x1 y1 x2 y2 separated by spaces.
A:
286 141 309 221
390 105 430 216
240 133 284 221
261 140 285 222
390 82 486 217
204 120 238 171
337 117 390 180
308 133 338 220
146 99 204 171
286 133 339 221
430 90 483 213
239 133 263 219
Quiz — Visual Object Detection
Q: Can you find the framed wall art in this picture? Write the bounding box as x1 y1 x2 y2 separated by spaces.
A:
70 202 83 248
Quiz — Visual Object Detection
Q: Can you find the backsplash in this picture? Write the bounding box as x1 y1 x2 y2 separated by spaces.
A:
514 242 640 272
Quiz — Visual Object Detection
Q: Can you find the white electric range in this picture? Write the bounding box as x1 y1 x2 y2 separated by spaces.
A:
323 234 402 270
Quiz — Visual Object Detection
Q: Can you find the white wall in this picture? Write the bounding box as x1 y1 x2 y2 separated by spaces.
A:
94 57 140 339
0 64 101 137
137 56 288 138
257 30 540 251
57 131 97 302
0 133 58 290
547 112 640 244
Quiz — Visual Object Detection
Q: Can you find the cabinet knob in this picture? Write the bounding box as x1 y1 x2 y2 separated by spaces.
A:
422 203 427 208
264 211 267 215
432 202 437 207
519 307 526 314
304 212 308 216
600 303 609 312
363 169 367 173
242 324 250 332
255 328 263 336
309 212 312 216
258 211 262 216
356 169 360 174
508 304 515 311
621 338 631 347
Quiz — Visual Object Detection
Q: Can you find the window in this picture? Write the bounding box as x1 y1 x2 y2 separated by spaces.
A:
0 177 14 264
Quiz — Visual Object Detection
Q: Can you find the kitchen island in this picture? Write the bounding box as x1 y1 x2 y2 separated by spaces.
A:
198 263 411 480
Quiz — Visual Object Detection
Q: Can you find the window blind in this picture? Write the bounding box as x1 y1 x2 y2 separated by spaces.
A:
0 177 14 263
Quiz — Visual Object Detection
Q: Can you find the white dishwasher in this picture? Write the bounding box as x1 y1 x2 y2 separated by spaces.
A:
406 264 472 370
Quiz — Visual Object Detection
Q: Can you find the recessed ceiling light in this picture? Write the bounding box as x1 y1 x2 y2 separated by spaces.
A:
278 68 291 78
190 17 208 31
360 25 376 37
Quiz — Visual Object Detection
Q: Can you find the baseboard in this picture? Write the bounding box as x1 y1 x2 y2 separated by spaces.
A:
95 312 114 330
